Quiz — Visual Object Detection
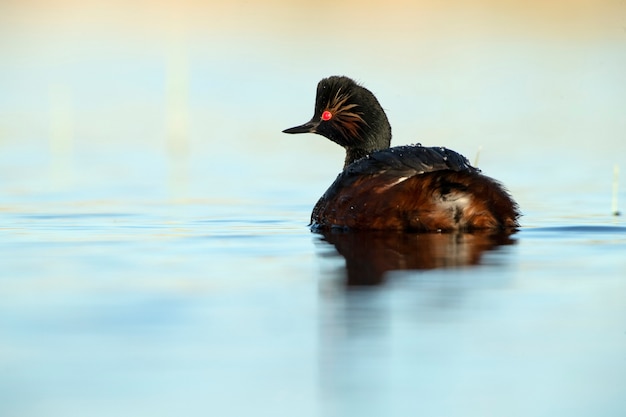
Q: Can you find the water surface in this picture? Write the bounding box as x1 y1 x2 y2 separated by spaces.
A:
2 2 626 416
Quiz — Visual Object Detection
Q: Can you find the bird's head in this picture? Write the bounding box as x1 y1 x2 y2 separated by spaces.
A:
283 76 392 166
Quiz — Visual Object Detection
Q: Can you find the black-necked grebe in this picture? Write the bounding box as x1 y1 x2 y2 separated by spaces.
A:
283 76 520 231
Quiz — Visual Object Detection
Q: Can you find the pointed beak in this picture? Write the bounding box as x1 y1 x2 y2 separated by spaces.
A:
282 120 317 134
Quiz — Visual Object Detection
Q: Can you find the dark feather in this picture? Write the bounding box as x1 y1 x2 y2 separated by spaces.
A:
345 144 478 177
285 76 520 231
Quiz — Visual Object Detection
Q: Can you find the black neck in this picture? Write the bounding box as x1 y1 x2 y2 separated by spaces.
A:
344 147 376 168
343 126 392 168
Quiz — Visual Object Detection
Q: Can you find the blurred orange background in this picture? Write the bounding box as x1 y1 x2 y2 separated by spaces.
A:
1 0 625 195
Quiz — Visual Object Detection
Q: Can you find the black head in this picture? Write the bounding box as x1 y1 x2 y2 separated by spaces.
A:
283 76 392 166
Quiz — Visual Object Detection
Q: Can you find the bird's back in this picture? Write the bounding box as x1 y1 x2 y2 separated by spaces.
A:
311 145 519 231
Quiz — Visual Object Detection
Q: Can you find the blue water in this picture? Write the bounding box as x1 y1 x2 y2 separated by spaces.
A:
2 4 626 415
2 146 625 417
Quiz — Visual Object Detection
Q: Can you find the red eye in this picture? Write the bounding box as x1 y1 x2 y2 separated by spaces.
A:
321 110 332 121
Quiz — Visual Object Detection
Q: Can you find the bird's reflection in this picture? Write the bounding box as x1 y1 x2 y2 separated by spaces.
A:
316 229 516 286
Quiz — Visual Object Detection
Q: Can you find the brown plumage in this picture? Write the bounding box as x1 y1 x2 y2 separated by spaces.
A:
283 76 520 231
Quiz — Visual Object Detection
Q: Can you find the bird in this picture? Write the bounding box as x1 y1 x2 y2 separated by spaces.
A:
282 76 520 231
